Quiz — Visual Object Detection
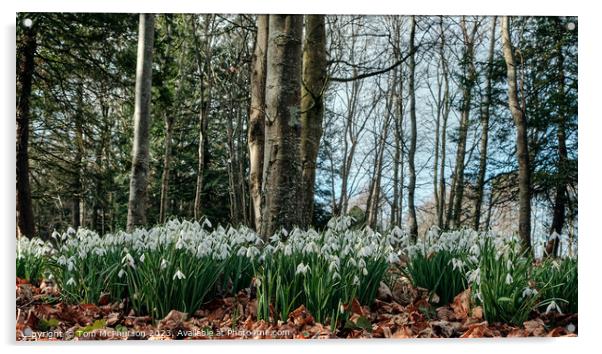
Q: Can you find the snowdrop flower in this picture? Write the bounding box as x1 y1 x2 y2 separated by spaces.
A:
522 287 538 298
467 268 481 285
451 258 464 271
362 268 368 276
352 275 360 286
66 277 76 286
67 259 76 272
387 253 400 264
505 273 513 285
57 255 67 266
284 244 292 256
51 230 60 240
160 258 169 270
118 269 126 278
237 246 247 257
246 246 260 258
546 301 563 315
173 269 186 280
332 272 341 281
358 259 366 269
296 263 310 275
122 253 136 268
139 254 145 263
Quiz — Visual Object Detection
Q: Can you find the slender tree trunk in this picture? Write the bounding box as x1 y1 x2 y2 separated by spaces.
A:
72 83 84 229
259 15 304 239
451 17 478 229
473 16 497 230
546 17 569 257
407 16 418 241
159 114 174 223
437 18 450 230
192 15 214 220
126 13 155 232
248 15 269 230
300 15 327 227
502 16 531 252
16 20 37 238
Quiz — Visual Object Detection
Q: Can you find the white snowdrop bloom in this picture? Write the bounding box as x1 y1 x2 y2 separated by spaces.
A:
255 277 262 288
66 277 76 286
173 269 186 280
67 227 76 235
352 275 360 286
451 258 464 271
348 258 357 267
296 263 310 275
522 287 538 298
118 269 126 278
202 218 212 228
160 258 169 270
139 254 145 263
246 246 260 258
362 268 368 276
505 273 513 285
67 259 76 272
122 253 136 268
467 268 481 285
506 259 514 270
51 230 60 239
328 261 339 273
284 244 293 256
237 246 247 257
546 301 562 315
269 234 280 243
358 258 366 269
332 272 341 281
175 237 186 250
57 255 67 266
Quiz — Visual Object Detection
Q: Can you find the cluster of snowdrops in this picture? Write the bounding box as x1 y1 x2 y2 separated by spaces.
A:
17 216 577 330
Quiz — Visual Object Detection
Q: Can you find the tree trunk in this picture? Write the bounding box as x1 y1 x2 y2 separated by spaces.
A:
249 15 269 230
407 16 418 241
72 83 84 229
299 15 327 227
451 16 478 229
192 15 214 220
259 15 303 239
546 17 569 257
159 114 174 224
126 13 155 232
16 20 37 238
502 16 532 252
473 16 497 230
437 17 450 230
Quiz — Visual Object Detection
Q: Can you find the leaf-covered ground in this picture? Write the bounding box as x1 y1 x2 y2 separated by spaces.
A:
16 277 577 340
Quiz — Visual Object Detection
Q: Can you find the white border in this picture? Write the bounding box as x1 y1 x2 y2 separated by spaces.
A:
2 1 599 353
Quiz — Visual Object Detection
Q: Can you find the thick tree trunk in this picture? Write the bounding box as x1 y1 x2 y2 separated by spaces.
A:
473 17 497 230
546 17 569 257
126 13 155 232
249 15 269 231
502 16 531 252
16 21 37 238
299 15 327 227
259 15 303 239
407 16 418 241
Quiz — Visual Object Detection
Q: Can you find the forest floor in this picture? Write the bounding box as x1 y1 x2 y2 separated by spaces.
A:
16 276 577 340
